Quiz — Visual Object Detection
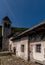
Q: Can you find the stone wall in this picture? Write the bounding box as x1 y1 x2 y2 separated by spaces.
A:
2 20 11 51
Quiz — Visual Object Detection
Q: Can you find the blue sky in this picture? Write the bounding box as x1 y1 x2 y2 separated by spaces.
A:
0 0 45 28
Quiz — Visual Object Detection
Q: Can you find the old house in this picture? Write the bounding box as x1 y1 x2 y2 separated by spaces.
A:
9 22 45 64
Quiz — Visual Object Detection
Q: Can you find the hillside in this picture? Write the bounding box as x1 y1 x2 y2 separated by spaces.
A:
0 25 28 37
11 27 28 33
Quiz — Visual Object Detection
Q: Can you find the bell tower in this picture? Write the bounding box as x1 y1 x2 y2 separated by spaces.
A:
2 16 11 51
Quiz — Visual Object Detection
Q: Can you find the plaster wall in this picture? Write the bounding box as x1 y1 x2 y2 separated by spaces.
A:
30 41 45 61
16 37 28 60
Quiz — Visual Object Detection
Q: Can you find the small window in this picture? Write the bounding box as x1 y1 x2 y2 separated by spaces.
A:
8 24 10 28
10 45 12 51
4 23 7 27
21 45 24 52
36 44 41 53
4 23 10 28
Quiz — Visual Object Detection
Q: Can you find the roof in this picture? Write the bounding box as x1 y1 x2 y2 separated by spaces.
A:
0 16 28 37
17 21 45 36
12 21 45 40
2 16 11 23
7 27 28 38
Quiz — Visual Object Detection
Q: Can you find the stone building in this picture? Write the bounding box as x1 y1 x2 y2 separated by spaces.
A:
9 22 45 64
2 17 11 51
0 16 45 64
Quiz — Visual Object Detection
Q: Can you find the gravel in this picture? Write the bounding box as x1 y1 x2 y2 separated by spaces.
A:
0 56 41 65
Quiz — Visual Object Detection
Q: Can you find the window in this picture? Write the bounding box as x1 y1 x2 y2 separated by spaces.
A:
4 23 7 27
36 44 41 52
13 47 16 54
10 45 12 51
8 24 10 28
21 45 24 52
4 23 10 28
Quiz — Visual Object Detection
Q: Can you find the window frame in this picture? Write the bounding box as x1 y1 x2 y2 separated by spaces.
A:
21 45 25 52
36 44 41 53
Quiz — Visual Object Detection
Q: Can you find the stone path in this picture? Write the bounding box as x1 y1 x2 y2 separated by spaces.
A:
0 56 42 65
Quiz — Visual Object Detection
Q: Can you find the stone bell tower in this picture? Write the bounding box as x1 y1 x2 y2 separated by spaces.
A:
2 16 11 51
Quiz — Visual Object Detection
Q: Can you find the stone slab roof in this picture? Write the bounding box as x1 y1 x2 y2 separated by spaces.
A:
12 21 45 40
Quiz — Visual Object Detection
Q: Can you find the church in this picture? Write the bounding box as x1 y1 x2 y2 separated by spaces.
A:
0 16 45 64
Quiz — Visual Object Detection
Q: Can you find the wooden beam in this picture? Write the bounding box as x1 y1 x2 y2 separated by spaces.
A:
28 36 30 61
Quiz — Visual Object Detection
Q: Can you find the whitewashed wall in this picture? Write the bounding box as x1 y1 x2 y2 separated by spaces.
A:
16 37 28 61
30 41 45 61
9 38 16 51
9 37 28 61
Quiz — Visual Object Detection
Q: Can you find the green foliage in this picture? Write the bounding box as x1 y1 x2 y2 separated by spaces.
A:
0 26 28 36
11 27 28 33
